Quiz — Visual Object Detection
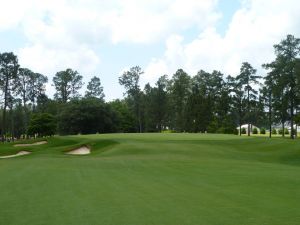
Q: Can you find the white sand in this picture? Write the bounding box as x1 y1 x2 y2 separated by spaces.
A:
67 146 91 155
0 151 31 159
14 141 47 147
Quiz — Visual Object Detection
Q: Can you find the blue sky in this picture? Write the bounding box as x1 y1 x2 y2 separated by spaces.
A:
0 0 299 100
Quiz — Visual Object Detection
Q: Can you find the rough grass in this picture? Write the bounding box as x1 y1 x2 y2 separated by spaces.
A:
0 133 300 225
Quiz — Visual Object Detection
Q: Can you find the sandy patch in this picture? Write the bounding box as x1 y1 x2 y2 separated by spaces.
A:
14 141 47 147
67 146 91 155
0 151 31 159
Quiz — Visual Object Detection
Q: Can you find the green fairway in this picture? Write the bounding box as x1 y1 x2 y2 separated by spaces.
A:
0 134 300 225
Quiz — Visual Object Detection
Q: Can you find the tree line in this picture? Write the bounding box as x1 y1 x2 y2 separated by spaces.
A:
0 34 299 140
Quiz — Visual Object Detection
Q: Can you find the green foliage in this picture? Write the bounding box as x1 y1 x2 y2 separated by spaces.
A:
285 128 289 135
108 99 136 133
1 35 300 139
169 69 191 132
278 128 289 135
142 75 169 132
241 127 246 134
85 76 105 100
207 119 218 133
272 128 277 134
264 35 300 139
0 52 19 139
236 62 261 133
252 128 258 134
119 66 143 132
161 130 176 133
53 68 83 103
27 113 56 137
294 114 300 125
58 98 118 135
260 127 266 134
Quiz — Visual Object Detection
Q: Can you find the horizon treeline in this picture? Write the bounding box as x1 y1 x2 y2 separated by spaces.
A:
0 34 300 140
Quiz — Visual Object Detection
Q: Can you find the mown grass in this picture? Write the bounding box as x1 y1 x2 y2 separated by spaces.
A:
0 133 300 225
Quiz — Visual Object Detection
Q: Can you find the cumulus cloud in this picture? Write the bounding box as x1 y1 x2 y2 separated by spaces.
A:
1 0 300 99
0 0 220 44
18 44 100 75
0 0 220 98
103 0 220 44
144 0 300 83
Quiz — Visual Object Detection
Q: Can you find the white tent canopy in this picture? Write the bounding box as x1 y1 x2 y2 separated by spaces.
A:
237 124 260 133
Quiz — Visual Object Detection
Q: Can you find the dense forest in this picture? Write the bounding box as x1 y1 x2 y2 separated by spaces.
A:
0 34 300 140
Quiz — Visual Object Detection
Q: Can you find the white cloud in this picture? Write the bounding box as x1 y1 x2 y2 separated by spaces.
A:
0 0 220 44
104 0 220 44
143 58 169 84
0 0 220 99
2 0 300 99
144 0 300 83
18 44 100 76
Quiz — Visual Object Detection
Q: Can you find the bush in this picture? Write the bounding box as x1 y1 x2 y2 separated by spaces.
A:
278 128 289 135
233 129 239 135
58 98 118 135
285 128 289 135
272 128 277 134
260 127 266 134
27 113 56 137
241 127 246 134
252 128 258 134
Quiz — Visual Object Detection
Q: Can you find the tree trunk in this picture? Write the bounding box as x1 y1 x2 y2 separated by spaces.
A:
23 92 28 137
10 106 14 142
1 77 9 142
137 96 142 133
32 98 36 112
247 89 250 136
239 101 242 136
291 104 294 139
269 93 272 138
290 88 294 139
296 110 298 138
2 106 7 142
138 108 142 133
248 123 250 136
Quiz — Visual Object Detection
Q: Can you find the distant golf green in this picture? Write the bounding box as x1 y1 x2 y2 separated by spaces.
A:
0 133 300 225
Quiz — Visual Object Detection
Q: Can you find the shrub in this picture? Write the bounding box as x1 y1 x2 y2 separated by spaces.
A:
260 127 266 134
285 128 289 135
233 129 239 135
278 128 289 135
272 128 277 135
252 128 258 134
27 113 56 137
216 127 237 134
241 127 246 134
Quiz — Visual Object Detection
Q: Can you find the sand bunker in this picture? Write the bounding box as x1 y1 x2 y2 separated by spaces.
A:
14 141 47 147
0 151 31 159
67 146 91 155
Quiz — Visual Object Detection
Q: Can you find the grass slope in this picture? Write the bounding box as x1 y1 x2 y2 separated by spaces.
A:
0 133 300 225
